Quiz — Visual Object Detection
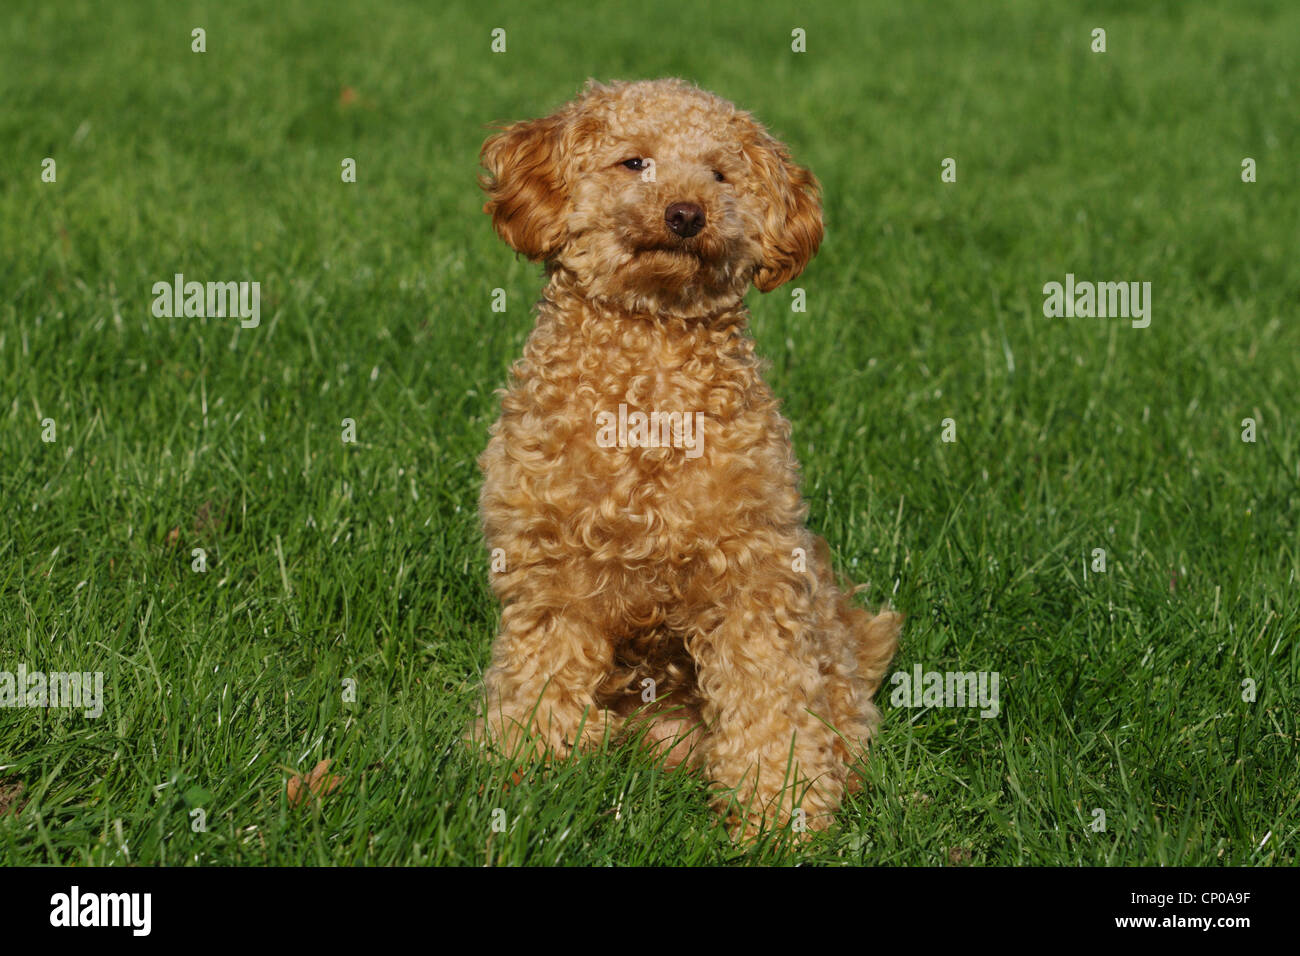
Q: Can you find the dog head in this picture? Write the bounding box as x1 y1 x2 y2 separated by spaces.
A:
480 78 824 318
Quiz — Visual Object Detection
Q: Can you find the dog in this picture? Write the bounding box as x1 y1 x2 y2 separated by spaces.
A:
472 78 900 837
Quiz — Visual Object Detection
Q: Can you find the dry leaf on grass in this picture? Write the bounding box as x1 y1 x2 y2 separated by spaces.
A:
287 759 343 807
193 500 227 536
0 779 27 817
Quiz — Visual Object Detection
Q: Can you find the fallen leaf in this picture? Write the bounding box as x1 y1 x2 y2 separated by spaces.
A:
0 779 26 817
287 759 343 807
193 500 227 536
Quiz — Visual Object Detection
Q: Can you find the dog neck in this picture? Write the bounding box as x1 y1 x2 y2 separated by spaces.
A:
541 265 749 331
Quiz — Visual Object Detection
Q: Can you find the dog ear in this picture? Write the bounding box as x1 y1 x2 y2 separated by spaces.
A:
480 113 568 261
747 134 824 292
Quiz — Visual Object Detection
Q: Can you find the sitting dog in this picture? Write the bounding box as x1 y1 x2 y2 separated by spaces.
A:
472 78 900 836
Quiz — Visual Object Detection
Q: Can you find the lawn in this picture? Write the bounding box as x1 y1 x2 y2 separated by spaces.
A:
0 0 1296 865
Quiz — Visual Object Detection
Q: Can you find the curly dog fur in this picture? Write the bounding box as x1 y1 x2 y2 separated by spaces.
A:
472 78 900 836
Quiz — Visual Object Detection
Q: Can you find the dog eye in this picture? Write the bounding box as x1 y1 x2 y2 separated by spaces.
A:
621 158 647 171
713 170 726 182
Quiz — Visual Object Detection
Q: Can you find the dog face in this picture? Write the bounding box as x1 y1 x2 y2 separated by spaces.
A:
480 78 824 318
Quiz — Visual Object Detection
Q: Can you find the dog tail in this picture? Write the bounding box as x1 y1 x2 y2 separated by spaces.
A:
851 606 901 697
813 535 902 694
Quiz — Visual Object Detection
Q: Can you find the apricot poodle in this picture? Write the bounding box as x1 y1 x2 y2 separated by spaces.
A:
472 78 900 836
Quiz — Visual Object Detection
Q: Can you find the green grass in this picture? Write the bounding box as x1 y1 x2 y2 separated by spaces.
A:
1 0 1297 866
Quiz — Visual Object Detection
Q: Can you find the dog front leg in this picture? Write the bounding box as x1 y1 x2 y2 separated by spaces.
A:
470 601 617 764
690 572 847 838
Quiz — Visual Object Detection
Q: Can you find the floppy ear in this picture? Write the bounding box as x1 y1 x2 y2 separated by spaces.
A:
747 134 824 292
479 113 568 260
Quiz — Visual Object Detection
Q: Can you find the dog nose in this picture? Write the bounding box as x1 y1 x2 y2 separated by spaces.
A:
664 202 706 238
